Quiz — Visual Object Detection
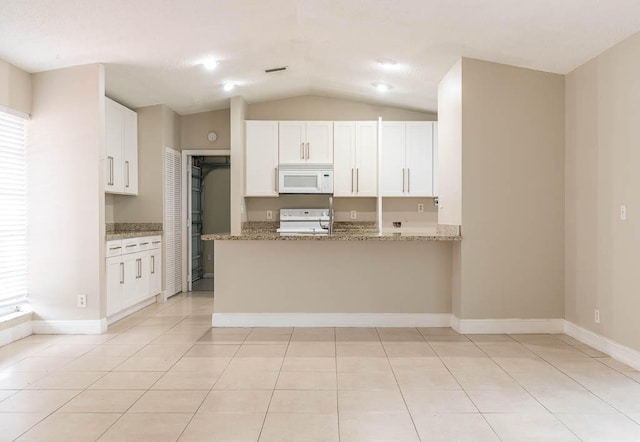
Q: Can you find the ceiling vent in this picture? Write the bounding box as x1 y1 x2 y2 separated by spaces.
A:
265 66 287 73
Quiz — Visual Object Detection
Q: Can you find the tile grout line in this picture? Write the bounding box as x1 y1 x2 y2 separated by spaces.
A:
375 327 422 442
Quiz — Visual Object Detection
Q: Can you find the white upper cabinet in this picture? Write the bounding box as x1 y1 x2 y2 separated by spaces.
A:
105 97 138 195
334 121 377 197
246 121 279 196
279 121 333 164
381 121 435 197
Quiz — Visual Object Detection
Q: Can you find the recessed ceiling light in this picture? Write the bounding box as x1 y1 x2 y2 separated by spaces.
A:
377 58 398 67
220 82 235 92
372 82 392 92
202 59 219 70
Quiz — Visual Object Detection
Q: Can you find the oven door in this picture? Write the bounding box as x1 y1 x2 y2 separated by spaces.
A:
279 170 322 193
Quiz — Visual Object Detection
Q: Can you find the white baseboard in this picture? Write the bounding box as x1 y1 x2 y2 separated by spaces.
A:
107 297 157 325
0 318 33 346
212 313 452 328
452 317 566 334
32 318 107 335
564 321 640 371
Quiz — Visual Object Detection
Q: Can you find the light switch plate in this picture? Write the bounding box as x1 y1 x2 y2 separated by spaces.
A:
620 205 627 221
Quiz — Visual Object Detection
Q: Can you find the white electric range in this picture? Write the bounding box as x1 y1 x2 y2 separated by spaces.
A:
276 208 331 236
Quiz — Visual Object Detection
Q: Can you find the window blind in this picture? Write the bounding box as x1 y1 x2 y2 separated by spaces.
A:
0 111 27 310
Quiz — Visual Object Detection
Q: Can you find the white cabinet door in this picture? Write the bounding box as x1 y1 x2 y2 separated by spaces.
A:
121 253 139 309
149 248 162 296
106 256 123 316
246 121 279 196
105 98 124 193
134 254 150 304
381 122 406 196
354 122 378 196
406 122 433 196
123 108 138 195
306 121 333 163
279 121 306 164
333 122 356 196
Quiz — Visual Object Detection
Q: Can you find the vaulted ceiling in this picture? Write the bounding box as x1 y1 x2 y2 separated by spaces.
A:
2 0 640 115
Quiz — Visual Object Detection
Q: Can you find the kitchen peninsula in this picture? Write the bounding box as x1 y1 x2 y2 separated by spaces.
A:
203 223 461 328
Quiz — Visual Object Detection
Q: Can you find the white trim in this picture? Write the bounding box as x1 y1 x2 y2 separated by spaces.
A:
181 149 231 293
0 319 33 346
564 321 640 371
32 319 108 335
453 317 565 334
107 296 157 324
212 313 452 328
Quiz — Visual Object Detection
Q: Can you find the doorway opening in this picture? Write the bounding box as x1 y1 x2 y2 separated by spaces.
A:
185 153 230 292
182 150 231 292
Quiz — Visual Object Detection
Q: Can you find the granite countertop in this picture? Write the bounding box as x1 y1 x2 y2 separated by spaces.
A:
201 222 461 242
106 223 163 241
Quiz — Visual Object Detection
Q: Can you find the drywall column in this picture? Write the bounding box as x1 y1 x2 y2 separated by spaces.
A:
28 64 106 330
565 32 640 353
230 96 247 234
0 58 31 116
457 59 565 326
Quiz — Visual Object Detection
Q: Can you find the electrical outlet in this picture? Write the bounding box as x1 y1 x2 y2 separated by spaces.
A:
418 203 424 212
77 294 87 308
620 205 627 221
350 210 357 220
594 309 600 324
266 210 273 220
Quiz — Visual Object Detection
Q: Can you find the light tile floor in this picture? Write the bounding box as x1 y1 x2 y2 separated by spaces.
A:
1 292 640 441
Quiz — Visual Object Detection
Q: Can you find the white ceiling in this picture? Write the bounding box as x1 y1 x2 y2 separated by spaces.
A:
1 0 640 115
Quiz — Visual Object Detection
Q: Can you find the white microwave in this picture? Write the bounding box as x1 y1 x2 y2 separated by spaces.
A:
278 164 334 194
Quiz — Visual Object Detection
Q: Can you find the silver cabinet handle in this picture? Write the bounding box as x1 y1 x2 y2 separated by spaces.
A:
152 241 161 244
109 246 121 250
275 167 278 192
407 168 410 193
300 142 304 159
140 242 149 246
120 262 124 284
107 156 114 185
125 160 130 188
151 255 155 275
306 142 310 159
351 168 354 193
356 168 359 193
126 244 136 248
139 258 142 279
402 168 405 192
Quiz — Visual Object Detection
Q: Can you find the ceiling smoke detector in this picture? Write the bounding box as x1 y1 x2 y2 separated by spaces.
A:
265 66 288 73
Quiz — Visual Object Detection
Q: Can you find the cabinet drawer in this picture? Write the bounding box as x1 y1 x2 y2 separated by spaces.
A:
137 237 153 251
106 240 123 257
149 236 162 250
122 238 140 254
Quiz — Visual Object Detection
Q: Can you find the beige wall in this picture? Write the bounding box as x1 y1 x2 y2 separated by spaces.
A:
202 168 231 275
181 109 230 150
214 241 452 314
247 95 436 121
112 104 180 223
436 60 462 226
0 58 31 115
230 96 247 234
457 58 565 320
565 32 640 352
28 64 105 321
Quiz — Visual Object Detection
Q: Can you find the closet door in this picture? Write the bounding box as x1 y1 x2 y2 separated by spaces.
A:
164 147 182 297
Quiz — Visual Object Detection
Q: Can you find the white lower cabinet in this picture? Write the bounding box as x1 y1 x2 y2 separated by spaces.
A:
106 236 162 317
